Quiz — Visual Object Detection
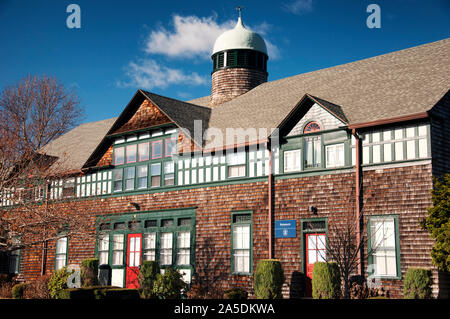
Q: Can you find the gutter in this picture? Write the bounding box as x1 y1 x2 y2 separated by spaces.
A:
352 128 362 276
348 112 428 129
267 140 274 259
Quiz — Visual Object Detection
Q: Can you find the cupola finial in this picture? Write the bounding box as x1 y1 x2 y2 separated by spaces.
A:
236 6 243 19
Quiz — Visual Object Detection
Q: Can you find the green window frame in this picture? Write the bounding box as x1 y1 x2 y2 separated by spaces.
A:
300 218 328 274
367 215 402 280
231 211 253 275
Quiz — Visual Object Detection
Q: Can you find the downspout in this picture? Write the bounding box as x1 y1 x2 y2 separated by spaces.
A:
352 129 362 275
40 181 49 276
267 140 274 259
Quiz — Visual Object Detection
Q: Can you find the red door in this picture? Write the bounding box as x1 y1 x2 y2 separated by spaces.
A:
126 233 142 288
305 233 326 296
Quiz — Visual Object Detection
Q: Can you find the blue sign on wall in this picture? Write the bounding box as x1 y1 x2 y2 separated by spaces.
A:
275 220 296 238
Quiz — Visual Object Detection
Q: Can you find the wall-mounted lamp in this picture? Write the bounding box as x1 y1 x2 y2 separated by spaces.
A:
309 206 318 215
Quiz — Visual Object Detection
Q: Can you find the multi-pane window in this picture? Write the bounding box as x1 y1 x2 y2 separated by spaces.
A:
227 151 246 178
8 237 21 274
151 163 161 187
232 213 252 274
112 234 124 265
325 144 345 168
369 216 398 277
305 136 321 168
55 237 68 270
143 233 156 261
160 232 173 266
125 167 135 191
113 169 123 192
98 234 109 265
177 232 190 265
164 162 175 186
137 165 148 189
284 149 301 172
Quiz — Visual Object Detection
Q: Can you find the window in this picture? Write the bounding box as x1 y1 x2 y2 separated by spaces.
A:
369 216 399 278
62 178 75 198
125 167 135 191
151 163 161 187
112 234 124 265
138 142 150 162
152 140 163 159
8 237 21 274
304 121 321 134
165 138 176 157
55 237 68 270
113 169 123 192
177 232 190 265
227 151 246 178
232 213 252 274
284 149 301 172
98 234 109 265
164 162 175 186
305 136 321 168
160 232 173 266
143 233 156 261
126 144 137 163
137 165 148 189
114 147 124 165
326 144 345 168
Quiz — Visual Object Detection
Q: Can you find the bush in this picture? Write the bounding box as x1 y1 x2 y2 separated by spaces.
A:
59 286 139 299
0 281 14 299
224 288 248 299
138 261 160 299
11 283 27 299
23 275 51 299
254 259 285 299
48 267 74 299
152 268 187 299
403 268 432 299
312 262 341 299
81 258 99 287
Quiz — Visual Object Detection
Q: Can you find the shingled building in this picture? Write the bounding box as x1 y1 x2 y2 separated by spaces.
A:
2 16 449 298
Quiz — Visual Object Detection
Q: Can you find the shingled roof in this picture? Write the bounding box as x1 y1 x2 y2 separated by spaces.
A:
41 38 450 170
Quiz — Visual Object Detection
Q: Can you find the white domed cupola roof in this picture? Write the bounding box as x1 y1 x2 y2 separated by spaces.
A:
212 16 268 56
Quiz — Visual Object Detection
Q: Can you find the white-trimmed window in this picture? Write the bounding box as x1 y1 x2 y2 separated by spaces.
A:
177 232 191 265
227 151 246 178
232 213 252 274
304 136 321 168
55 237 68 270
160 232 173 266
112 234 124 265
143 233 156 261
98 234 109 265
369 216 398 277
326 143 345 168
284 149 301 172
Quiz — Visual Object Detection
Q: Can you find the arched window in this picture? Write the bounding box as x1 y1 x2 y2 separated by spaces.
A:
303 121 321 134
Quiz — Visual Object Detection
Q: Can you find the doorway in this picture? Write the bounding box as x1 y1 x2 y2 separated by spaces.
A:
126 233 142 288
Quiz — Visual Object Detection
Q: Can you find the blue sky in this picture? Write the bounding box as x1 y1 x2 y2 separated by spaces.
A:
0 0 449 124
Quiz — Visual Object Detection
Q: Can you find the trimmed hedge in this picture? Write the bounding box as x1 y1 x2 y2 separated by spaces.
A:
59 286 140 299
254 259 285 299
81 258 99 287
224 288 248 299
11 283 27 299
403 268 432 299
312 262 341 299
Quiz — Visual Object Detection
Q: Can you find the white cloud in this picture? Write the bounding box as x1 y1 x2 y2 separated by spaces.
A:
282 0 314 15
144 14 235 59
119 59 208 90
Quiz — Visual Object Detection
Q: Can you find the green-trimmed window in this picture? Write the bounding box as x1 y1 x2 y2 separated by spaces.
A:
227 151 246 178
124 167 135 191
177 231 191 265
114 147 125 165
368 215 401 279
98 234 109 265
151 163 161 187
160 232 173 266
113 169 123 192
232 212 252 274
143 232 156 261
284 149 301 172
137 165 148 189
138 142 150 162
304 136 321 168
55 237 68 270
325 143 345 168
112 234 124 265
